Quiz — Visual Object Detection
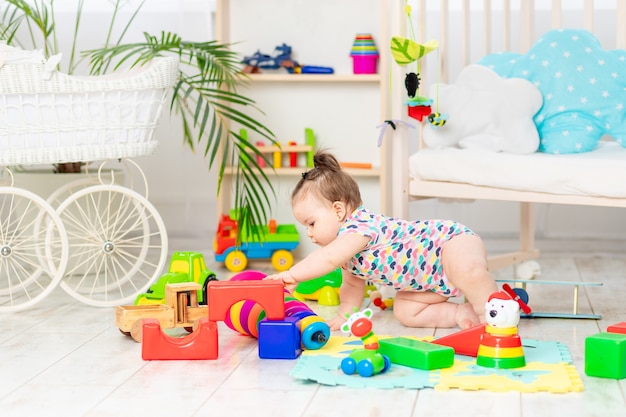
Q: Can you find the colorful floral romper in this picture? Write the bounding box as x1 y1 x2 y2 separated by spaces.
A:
338 206 475 297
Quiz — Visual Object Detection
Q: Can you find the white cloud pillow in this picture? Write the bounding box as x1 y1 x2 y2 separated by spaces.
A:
422 65 542 154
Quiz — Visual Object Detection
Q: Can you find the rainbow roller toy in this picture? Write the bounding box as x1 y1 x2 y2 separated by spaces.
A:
224 270 330 350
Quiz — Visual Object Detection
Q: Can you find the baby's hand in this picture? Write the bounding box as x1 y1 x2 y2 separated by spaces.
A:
264 270 297 292
327 314 348 331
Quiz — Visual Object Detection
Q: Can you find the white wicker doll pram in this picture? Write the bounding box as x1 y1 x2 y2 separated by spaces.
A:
0 47 178 311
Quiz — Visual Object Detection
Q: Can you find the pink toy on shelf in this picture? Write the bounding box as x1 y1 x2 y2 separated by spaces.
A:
350 34 379 74
256 141 266 167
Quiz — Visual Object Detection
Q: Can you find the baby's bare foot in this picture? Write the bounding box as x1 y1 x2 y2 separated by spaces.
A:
455 303 480 329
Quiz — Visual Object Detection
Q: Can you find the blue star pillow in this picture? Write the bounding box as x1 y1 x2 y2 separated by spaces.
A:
478 29 626 154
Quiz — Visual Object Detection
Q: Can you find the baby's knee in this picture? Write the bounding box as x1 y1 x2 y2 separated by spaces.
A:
451 258 491 284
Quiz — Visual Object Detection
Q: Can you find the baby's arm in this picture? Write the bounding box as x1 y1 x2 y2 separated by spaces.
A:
327 270 366 331
265 233 369 285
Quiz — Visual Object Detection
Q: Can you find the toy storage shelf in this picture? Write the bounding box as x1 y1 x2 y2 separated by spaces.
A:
215 0 390 235
245 74 381 83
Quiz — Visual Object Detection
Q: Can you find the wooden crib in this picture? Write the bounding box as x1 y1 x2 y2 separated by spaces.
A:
384 0 626 273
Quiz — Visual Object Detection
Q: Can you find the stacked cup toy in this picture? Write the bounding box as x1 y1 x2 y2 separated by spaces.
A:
350 33 379 74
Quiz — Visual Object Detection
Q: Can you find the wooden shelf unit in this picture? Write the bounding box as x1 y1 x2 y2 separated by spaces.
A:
215 0 391 221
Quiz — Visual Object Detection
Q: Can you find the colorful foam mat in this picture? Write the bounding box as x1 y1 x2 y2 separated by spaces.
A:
291 335 583 392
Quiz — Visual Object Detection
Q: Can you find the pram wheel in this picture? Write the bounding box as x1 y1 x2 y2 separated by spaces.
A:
55 184 168 307
0 187 69 311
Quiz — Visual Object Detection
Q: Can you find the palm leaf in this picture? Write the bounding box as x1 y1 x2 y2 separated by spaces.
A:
83 31 278 244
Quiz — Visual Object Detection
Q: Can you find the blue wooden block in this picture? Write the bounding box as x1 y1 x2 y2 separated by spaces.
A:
258 317 302 359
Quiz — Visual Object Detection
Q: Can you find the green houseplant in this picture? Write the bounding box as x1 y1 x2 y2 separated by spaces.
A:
0 0 277 241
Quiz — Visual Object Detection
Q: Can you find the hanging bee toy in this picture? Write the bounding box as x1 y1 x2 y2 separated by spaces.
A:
427 112 447 128
404 72 420 98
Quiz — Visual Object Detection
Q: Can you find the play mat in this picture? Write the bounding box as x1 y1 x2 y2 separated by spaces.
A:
291 335 583 393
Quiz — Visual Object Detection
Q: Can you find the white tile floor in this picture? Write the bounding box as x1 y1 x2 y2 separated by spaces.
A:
1 242 626 417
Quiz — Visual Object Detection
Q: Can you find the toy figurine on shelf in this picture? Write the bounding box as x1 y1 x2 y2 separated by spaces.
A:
476 287 531 369
340 308 391 377
242 43 334 74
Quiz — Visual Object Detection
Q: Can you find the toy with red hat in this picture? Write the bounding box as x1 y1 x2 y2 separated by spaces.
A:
476 288 531 369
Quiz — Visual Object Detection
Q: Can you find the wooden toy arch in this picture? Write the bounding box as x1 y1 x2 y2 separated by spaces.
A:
207 280 286 322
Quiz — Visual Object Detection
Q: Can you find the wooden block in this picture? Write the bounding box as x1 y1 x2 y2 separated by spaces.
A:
141 317 219 360
379 337 454 370
207 280 285 322
585 332 626 379
608 322 626 334
431 324 486 357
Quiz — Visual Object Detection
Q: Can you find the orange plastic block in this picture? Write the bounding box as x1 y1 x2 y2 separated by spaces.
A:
207 280 285 322
141 317 218 360
607 322 626 335
431 323 487 357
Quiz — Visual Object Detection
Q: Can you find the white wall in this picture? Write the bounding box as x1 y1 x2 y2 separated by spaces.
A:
17 0 625 255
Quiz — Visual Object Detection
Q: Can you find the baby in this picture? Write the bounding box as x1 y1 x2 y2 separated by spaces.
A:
265 151 498 331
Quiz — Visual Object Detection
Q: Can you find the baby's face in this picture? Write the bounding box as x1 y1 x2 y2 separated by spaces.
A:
292 194 344 247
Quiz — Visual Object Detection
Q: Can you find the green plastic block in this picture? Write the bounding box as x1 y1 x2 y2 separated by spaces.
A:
585 332 626 379
378 337 454 370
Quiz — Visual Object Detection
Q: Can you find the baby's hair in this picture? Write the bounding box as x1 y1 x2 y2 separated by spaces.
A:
292 151 362 210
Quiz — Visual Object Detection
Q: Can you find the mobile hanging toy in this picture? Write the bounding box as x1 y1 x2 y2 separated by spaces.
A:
389 2 447 128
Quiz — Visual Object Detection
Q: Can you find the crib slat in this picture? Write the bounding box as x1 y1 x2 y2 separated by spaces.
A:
551 0 562 28
440 0 449 83
502 0 510 51
483 0 491 56
618 0 626 48
583 0 594 32
519 0 535 52
461 0 470 68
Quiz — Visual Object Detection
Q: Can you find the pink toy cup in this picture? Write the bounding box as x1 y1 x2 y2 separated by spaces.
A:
350 33 379 74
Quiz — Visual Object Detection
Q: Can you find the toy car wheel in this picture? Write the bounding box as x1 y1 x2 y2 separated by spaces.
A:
271 249 293 271
340 357 357 375
357 360 375 377
225 250 247 272
201 273 218 305
382 355 391 373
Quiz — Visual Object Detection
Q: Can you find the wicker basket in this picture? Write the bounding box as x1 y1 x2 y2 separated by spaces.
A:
0 56 179 166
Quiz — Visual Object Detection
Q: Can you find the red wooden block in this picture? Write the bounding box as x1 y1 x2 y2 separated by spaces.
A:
608 322 626 335
430 323 487 357
141 317 219 360
207 280 285 322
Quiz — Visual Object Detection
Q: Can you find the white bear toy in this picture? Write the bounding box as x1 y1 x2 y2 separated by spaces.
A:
422 65 543 154
484 291 520 328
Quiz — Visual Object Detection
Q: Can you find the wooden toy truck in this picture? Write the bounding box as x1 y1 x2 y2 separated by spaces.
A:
116 282 208 342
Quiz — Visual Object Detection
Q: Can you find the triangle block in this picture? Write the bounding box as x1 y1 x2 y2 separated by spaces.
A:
430 323 486 357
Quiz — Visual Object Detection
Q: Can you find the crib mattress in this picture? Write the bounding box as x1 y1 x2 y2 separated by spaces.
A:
409 141 626 198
